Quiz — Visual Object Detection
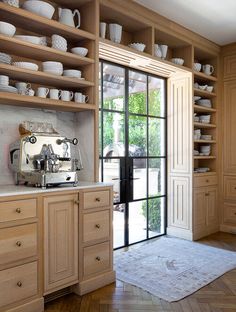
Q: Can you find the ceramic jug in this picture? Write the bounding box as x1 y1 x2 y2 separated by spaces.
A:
58 8 81 28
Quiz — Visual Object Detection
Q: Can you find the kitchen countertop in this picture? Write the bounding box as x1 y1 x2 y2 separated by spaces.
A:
0 181 113 197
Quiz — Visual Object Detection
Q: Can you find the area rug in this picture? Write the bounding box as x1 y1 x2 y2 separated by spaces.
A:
114 236 236 302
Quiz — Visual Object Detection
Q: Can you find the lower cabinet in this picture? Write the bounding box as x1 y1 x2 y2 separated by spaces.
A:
43 194 79 294
193 185 218 239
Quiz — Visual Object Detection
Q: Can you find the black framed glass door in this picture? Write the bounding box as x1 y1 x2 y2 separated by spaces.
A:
99 60 167 249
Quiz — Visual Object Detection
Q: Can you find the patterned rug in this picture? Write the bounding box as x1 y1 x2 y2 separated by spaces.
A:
114 236 236 302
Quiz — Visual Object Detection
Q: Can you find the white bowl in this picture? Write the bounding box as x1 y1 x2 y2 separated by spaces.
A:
14 35 41 45
197 99 211 107
154 44 162 57
171 58 184 66
129 43 146 52
193 62 201 72
0 21 16 37
194 96 201 102
42 61 63 69
51 34 67 51
201 135 212 140
206 86 214 93
71 47 88 57
22 1 55 19
198 84 207 90
199 115 211 123
63 69 82 78
13 62 38 71
43 69 63 76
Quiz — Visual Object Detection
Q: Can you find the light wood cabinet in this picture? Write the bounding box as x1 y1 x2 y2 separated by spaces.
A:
193 185 218 239
43 194 78 294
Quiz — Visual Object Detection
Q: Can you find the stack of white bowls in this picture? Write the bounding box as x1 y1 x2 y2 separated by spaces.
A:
51 35 67 52
200 145 211 156
201 134 212 141
0 21 16 37
0 52 11 64
194 129 201 140
199 115 211 124
42 61 63 76
197 99 212 108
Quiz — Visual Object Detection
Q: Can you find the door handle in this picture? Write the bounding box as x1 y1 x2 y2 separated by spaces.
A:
112 178 128 181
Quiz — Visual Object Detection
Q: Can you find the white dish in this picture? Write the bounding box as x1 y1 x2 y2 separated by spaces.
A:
194 96 201 102
171 58 184 66
0 84 17 93
198 84 207 90
43 69 63 76
193 62 201 72
51 34 67 52
42 61 63 68
71 47 88 57
195 167 210 173
194 82 199 89
201 135 212 140
0 21 16 37
129 43 146 52
22 1 55 19
206 86 214 93
154 44 162 58
14 35 41 45
63 69 82 78
197 99 212 107
13 62 38 71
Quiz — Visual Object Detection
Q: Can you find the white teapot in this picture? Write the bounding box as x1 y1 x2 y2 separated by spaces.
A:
58 8 81 28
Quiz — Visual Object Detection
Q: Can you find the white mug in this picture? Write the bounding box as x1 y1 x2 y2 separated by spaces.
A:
159 44 168 59
61 90 73 101
26 88 35 96
100 22 106 39
202 64 214 75
49 89 61 100
37 87 49 98
74 92 83 102
82 94 89 103
15 82 31 90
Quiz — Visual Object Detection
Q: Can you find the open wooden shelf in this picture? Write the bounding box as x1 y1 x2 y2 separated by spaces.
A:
194 140 216 144
194 88 216 97
194 171 217 176
194 71 217 82
0 63 94 89
194 122 216 128
0 92 96 112
0 2 95 42
193 104 216 113
194 156 216 159
0 35 94 67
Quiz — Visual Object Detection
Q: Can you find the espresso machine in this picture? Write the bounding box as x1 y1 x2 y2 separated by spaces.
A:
9 122 83 189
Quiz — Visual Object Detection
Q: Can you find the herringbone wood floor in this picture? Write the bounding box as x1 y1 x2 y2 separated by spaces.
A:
45 232 236 312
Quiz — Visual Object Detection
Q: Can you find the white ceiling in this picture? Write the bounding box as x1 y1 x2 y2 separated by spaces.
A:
134 0 236 45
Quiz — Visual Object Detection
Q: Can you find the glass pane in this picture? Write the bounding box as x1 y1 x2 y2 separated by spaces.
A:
99 62 102 108
103 112 125 157
132 158 147 200
148 158 166 197
113 203 125 248
129 115 147 156
103 63 125 111
103 159 121 203
129 71 147 114
148 197 165 238
99 159 102 181
148 76 165 117
148 117 165 157
129 200 147 244
99 110 102 157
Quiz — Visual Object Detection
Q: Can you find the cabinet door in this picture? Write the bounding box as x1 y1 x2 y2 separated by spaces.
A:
44 194 78 294
207 186 218 227
193 187 207 232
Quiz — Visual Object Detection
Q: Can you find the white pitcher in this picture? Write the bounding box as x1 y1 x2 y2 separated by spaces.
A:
58 8 81 28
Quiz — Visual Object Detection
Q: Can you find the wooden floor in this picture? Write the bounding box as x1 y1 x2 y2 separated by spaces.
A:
45 232 236 312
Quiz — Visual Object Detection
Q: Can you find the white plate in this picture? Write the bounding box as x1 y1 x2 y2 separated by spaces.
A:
0 84 17 93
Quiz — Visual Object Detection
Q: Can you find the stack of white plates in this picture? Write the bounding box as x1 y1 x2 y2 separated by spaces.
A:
197 99 212 108
194 167 210 173
199 115 211 123
0 84 17 93
0 52 11 64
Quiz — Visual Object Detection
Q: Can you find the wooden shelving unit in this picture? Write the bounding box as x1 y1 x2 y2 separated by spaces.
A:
193 104 216 113
194 88 216 97
194 122 216 128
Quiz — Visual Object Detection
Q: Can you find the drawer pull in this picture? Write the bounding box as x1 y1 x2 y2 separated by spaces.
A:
95 224 101 229
74 200 79 205
17 281 22 287
15 208 21 213
16 241 22 247
234 213 236 215
205 193 209 196
95 197 101 202
96 256 101 261
206 179 209 183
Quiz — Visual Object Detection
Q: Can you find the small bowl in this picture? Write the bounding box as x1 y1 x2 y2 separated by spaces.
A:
198 84 207 91
194 96 201 102
129 43 146 52
0 21 16 37
63 69 82 78
42 61 63 69
71 47 88 57
14 35 41 45
22 1 55 19
193 62 202 72
13 62 38 71
206 86 214 93
171 58 184 66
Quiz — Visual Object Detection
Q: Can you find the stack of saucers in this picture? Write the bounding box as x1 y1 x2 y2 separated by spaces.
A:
0 52 11 64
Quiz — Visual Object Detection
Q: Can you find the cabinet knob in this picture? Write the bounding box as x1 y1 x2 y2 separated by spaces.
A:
95 197 101 202
74 200 79 205
234 213 236 216
16 241 22 247
206 180 209 183
15 208 21 213
205 193 209 196
95 224 100 229
96 256 101 261
17 281 22 287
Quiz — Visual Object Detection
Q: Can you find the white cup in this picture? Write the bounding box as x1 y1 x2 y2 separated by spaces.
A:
100 22 106 39
0 75 9 86
15 82 31 90
74 92 83 102
109 23 122 43
82 94 89 103
49 88 61 100
61 90 73 102
159 44 168 59
202 64 214 75
37 87 49 98
26 88 35 96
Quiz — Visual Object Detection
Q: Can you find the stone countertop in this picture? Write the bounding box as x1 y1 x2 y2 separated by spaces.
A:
0 181 113 197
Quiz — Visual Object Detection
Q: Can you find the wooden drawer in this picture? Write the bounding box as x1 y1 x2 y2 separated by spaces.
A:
83 190 110 209
223 203 236 224
0 198 37 223
83 242 110 277
83 210 110 243
0 223 37 266
224 176 236 200
0 261 38 308
194 175 217 188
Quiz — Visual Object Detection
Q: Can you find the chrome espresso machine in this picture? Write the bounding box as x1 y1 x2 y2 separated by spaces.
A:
9 121 83 189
